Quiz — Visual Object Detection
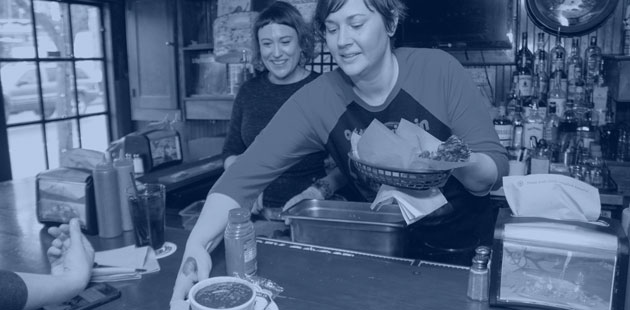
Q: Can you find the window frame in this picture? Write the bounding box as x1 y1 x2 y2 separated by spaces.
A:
0 0 117 181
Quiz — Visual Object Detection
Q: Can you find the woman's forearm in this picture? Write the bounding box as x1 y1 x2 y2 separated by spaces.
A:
187 193 241 251
451 152 498 196
17 273 85 310
223 155 240 170
318 168 346 195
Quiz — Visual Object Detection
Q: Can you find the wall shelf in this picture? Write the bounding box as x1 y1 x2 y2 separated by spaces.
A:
184 96 233 120
182 43 214 51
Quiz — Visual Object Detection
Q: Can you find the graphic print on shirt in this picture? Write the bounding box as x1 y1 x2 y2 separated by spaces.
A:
325 89 452 201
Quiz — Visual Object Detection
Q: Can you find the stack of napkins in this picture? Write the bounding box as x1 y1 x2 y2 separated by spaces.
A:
92 245 160 282
371 185 447 225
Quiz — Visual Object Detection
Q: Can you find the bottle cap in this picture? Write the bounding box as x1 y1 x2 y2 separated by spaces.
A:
474 246 491 258
228 208 251 224
471 254 489 269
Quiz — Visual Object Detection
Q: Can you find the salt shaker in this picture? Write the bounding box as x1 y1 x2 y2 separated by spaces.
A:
224 208 257 277
133 154 144 176
467 250 490 301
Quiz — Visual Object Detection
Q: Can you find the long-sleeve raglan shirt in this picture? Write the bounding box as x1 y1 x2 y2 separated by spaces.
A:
222 71 326 208
0 270 28 310
212 48 509 245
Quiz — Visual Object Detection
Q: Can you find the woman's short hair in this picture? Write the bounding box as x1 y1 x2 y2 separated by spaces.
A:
313 0 407 40
253 1 315 67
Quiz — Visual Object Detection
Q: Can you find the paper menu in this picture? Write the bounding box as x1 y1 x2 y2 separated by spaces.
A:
92 245 160 282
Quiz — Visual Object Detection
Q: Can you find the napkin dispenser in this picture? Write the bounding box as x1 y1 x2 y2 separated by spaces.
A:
489 208 628 310
36 167 98 235
124 129 183 173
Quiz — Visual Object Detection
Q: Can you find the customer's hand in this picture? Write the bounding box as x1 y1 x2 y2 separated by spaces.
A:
170 242 212 308
282 186 325 212
46 218 94 290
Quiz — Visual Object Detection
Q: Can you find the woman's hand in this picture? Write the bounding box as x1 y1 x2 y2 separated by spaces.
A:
282 186 325 212
251 193 264 215
46 218 94 289
170 241 213 308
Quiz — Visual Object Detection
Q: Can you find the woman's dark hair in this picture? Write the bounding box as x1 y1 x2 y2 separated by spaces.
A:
313 0 407 41
253 1 315 67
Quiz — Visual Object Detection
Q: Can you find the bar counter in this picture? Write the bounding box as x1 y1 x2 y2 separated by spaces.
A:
0 177 505 309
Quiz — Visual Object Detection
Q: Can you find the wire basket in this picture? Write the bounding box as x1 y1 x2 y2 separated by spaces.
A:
349 153 452 191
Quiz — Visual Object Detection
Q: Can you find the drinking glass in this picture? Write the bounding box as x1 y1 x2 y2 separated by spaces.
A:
128 183 167 254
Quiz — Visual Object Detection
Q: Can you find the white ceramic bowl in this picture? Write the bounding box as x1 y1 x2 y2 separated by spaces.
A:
188 276 257 310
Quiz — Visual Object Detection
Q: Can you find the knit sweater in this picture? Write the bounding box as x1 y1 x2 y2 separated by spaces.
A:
222 71 326 208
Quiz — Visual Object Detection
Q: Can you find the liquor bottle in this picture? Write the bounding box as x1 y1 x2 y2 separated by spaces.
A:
534 33 549 98
584 36 602 92
494 104 513 148
599 110 618 160
558 100 578 149
548 67 567 118
523 102 544 149
544 101 560 144
532 73 547 118
506 74 519 121
512 105 524 149
591 60 609 125
567 38 583 103
550 36 567 95
544 102 561 162
516 32 534 99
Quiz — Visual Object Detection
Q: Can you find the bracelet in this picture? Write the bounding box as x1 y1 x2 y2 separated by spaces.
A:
313 178 334 199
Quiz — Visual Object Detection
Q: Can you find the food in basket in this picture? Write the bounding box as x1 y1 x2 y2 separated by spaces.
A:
353 118 472 171
418 135 471 162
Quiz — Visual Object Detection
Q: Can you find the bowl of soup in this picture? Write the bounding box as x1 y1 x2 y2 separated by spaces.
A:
188 276 257 310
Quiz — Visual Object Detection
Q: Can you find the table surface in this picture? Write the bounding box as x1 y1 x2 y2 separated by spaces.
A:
0 178 499 310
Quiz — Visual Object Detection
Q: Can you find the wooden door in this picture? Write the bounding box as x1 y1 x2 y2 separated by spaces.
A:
126 0 179 121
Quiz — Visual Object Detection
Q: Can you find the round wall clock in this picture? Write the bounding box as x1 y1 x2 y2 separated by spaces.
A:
526 0 619 36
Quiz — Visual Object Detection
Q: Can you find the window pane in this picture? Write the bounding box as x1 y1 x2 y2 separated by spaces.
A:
80 115 108 152
1 61 44 124
0 0 36 58
46 119 79 169
8 124 46 179
72 4 102 58
43 61 75 119
34 1 72 58
76 60 105 114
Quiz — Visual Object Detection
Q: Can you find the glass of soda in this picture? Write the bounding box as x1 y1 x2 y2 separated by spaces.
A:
127 183 166 252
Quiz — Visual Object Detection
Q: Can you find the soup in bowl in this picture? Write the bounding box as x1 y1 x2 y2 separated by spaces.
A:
188 276 257 310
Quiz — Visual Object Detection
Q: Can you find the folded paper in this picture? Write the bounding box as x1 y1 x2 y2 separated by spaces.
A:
353 118 470 171
503 174 601 222
92 245 160 282
371 185 447 225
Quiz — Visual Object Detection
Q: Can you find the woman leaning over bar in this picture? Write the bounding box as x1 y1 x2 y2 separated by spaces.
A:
171 0 508 306
221 1 346 236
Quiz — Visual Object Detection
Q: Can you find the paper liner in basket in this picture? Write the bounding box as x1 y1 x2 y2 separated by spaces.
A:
353 118 471 171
